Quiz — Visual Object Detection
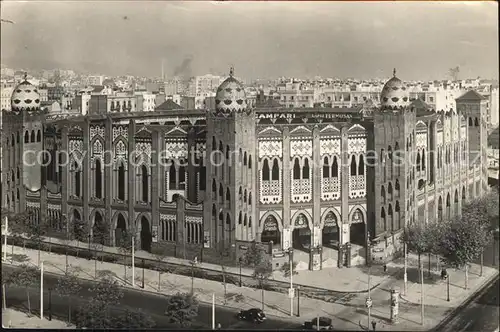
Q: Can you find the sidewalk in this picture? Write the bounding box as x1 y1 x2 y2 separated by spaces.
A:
3 244 498 331
11 234 401 292
2 308 75 329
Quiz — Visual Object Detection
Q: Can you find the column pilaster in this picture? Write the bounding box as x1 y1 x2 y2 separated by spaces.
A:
128 120 136 232
282 126 291 249
340 125 350 245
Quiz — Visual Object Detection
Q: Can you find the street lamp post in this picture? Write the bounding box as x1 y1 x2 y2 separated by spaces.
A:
403 240 408 296
287 247 294 317
367 263 372 329
238 257 242 287
132 233 135 288
3 216 8 262
297 286 300 317
447 274 450 302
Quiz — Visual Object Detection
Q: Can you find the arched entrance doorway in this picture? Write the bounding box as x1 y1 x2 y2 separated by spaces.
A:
438 196 443 221
349 209 365 246
261 215 280 248
322 211 339 248
115 214 127 246
140 216 152 252
92 212 107 245
73 210 85 242
292 213 311 252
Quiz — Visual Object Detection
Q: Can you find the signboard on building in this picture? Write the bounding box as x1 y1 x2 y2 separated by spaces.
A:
257 112 360 121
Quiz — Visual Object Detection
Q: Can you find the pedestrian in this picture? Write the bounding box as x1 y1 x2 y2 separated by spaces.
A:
371 320 377 331
383 264 387 273
217 322 222 330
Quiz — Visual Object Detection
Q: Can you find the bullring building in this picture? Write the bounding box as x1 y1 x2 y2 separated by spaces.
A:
1 68 489 270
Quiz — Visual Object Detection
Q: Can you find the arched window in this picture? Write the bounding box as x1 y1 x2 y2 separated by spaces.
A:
212 136 216 150
381 207 386 227
239 186 243 200
422 149 426 170
416 151 421 171
16 132 19 144
244 189 247 203
468 117 473 127
219 141 223 154
302 159 310 179
395 179 400 194
271 159 279 180
95 159 102 199
248 192 252 206
30 130 35 143
332 156 338 177
358 155 365 175
141 165 148 202
380 149 385 163
212 179 217 195
75 162 81 197
226 145 230 160
24 131 29 143
248 155 252 169
226 213 231 225
169 162 176 188
36 130 41 142
293 158 301 180
239 148 242 163
322 157 330 178
226 189 231 208
248 217 252 228
388 145 393 160
219 212 224 226
388 204 393 230
388 182 393 198
474 118 479 127
243 215 247 226
239 212 242 225
244 152 247 166
212 204 217 220
350 155 357 176
262 159 270 181
117 163 125 200
219 183 224 200
11 134 14 146
381 185 386 203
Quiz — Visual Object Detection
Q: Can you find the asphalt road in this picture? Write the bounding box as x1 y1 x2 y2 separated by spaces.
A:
3 265 302 330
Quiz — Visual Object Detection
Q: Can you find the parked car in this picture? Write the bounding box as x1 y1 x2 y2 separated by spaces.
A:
303 317 334 330
237 308 267 323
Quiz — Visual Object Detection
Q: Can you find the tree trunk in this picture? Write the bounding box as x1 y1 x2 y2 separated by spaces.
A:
11 244 14 262
65 248 68 274
26 289 31 316
38 248 41 267
68 298 72 324
222 272 227 305
2 284 6 310
94 257 97 279
23 239 26 250
158 271 161 292
418 253 421 283
465 264 469 290
428 253 431 277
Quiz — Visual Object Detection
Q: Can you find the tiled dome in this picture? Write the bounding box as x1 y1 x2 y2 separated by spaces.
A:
380 69 410 110
11 74 41 113
215 67 247 115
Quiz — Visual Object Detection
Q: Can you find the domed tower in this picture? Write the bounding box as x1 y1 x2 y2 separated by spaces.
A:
1 74 44 213
204 67 257 253
367 69 417 258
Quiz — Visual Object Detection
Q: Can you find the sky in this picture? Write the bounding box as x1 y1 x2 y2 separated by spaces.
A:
1 1 498 81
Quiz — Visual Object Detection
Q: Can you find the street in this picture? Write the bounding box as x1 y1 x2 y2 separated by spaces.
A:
3 265 301 330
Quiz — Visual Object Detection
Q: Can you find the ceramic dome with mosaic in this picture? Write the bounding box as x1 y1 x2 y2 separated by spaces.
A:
10 73 41 114
214 67 248 116
380 68 410 110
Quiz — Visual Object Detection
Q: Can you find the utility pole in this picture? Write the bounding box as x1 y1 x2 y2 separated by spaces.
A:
132 233 135 287
403 241 408 296
212 293 215 330
367 265 372 328
289 248 294 317
420 259 424 325
3 216 8 261
40 261 44 320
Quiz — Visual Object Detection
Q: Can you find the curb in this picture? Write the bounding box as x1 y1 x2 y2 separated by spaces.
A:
430 271 499 332
2 262 293 321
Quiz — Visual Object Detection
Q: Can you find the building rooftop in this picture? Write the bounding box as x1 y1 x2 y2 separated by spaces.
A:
155 99 184 111
456 89 487 101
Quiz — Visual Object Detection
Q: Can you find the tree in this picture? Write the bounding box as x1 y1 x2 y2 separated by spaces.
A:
438 215 492 289
7 211 30 253
164 292 199 328
216 247 237 304
280 261 298 278
252 261 273 311
117 229 137 281
449 66 460 81
75 277 124 328
4 264 39 316
402 222 438 281
25 222 48 267
241 241 266 268
112 308 156 328
151 246 171 292
72 218 89 243
462 189 499 231
90 222 110 279
55 270 83 324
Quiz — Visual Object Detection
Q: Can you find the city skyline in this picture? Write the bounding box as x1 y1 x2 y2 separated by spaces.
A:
1 1 498 81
